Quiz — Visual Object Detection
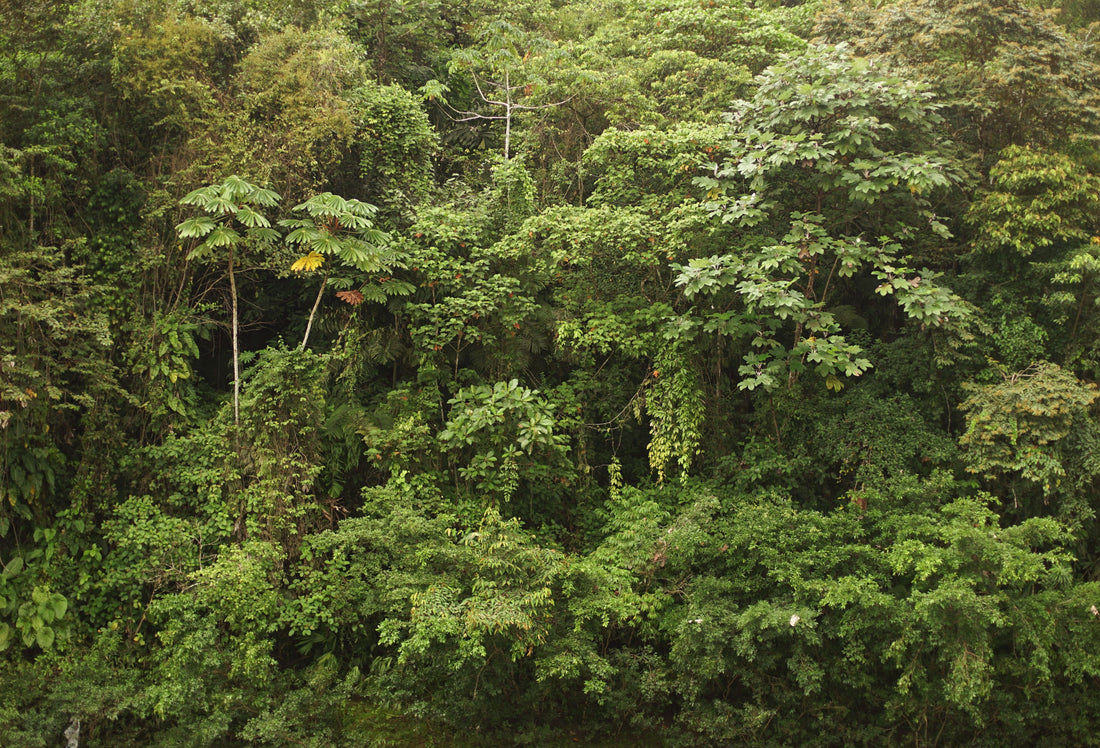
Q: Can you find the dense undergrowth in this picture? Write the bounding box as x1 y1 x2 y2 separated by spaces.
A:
3 0 1100 744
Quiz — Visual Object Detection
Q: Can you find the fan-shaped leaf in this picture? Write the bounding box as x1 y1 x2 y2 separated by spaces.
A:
383 279 416 296
203 226 240 248
235 205 271 228
359 227 388 244
278 218 312 231
249 186 281 207
247 226 280 244
311 234 341 255
336 289 365 305
175 216 216 238
338 243 383 272
361 285 388 303
180 186 215 206
291 252 326 272
204 195 237 215
284 226 322 246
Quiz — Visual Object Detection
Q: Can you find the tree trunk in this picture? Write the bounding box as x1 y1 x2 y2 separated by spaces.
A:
228 247 240 426
503 69 512 160
300 269 329 351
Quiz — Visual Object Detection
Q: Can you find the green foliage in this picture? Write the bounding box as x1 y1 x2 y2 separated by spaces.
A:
401 196 548 380
0 629 143 747
484 155 538 233
177 175 281 258
583 125 725 210
235 27 367 200
346 81 437 209
440 18 568 160
808 386 959 505
599 0 809 74
8 1 1100 744
0 581 69 654
376 504 568 729
0 245 113 517
440 379 568 500
697 45 960 229
281 191 411 348
686 44 968 391
399 508 565 661
283 193 393 273
234 345 329 552
177 174 281 424
814 0 1100 155
565 484 1100 744
237 656 368 746
125 308 205 428
959 361 1099 496
111 13 228 140
644 346 704 483
142 540 283 743
965 145 1100 374
969 145 1100 259
345 0 460 84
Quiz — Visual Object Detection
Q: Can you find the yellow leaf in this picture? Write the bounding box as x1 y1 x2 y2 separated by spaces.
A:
825 375 843 392
291 251 325 272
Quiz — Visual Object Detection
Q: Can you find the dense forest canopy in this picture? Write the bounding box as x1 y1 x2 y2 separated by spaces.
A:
3 0 1100 744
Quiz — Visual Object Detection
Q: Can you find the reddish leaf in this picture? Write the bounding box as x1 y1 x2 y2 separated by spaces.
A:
336 290 365 306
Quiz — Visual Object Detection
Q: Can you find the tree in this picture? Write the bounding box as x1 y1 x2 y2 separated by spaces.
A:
682 45 968 392
959 361 1100 510
0 245 112 519
965 145 1100 375
235 27 368 202
814 0 1100 156
432 19 573 160
281 192 411 350
176 176 281 425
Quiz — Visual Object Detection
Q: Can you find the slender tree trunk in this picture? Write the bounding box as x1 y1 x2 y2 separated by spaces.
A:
503 69 511 160
300 269 329 351
228 247 240 426
376 0 387 83
28 162 35 236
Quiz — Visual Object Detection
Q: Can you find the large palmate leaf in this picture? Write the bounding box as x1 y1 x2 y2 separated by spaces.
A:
175 215 217 238
290 251 326 273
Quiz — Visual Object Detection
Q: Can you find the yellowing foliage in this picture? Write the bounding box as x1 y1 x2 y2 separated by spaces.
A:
290 251 325 272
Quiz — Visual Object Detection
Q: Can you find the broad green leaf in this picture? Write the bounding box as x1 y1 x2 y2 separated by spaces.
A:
310 233 341 255
202 226 240 249
48 594 67 621
221 175 255 201
2 555 22 578
284 226 322 246
234 205 271 228
249 186 281 207
204 195 238 215
180 186 215 206
247 227 280 244
35 625 54 649
175 216 217 238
